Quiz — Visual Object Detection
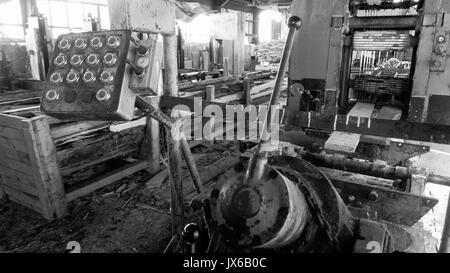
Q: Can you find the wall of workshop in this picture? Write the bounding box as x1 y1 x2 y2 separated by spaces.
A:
0 41 28 77
210 11 246 75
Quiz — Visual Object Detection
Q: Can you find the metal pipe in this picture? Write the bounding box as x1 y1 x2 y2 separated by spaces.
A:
427 174 450 188
338 35 353 113
245 16 302 182
135 98 204 195
163 34 184 236
135 95 174 128
300 151 410 180
439 192 450 253
180 136 203 194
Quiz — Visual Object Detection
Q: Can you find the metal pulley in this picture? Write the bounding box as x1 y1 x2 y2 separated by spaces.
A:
208 156 356 252
210 161 310 249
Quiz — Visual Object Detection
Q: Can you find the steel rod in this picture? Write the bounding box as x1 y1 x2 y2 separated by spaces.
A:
439 192 450 253
245 16 302 182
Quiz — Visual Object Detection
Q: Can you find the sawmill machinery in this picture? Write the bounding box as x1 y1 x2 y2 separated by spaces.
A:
39 0 450 253
177 13 440 254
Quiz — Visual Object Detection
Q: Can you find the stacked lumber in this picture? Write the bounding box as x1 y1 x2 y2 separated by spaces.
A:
256 41 285 64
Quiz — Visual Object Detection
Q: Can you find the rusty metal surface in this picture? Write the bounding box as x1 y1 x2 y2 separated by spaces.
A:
427 95 450 126
284 110 450 145
355 141 430 165
353 219 393 253
268 156 356 252
41 30 136 121
323 167 438 226
209 162 310 248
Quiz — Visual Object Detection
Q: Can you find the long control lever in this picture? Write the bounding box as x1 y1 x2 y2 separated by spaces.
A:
245 16 302 183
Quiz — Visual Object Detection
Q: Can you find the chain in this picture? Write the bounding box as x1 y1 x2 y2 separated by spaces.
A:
278 167 342 253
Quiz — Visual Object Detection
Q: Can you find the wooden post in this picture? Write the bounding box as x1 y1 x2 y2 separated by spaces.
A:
140 96 161 174
0 175 5 199
243 77 251 105
27 117 67 219
206 85 215 102
224 57 230 77
163 34 185 235
206 85 216 146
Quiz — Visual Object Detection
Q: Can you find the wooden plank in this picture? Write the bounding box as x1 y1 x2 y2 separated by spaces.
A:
0 174 5 199
5 189 44 214
348 102 375 118
3 185 42 211
60 148 139 175
1 166 36 189
50 121 112 140
0 97 40 106
178 75 238 90
0 126 26 140
23 117 66 219
0 143 30 164
146 169 168 188
0 135 28 153
325 131 361 154
109 117 147 132
1 174 39 196
0 157 35 176
0 91 42 103
0 113 30 129
2 106 40 114
66 161 148 202
374 106 402 121
56 129 144 168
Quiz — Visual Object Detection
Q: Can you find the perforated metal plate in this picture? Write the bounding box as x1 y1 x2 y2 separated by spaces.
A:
40 30 136 121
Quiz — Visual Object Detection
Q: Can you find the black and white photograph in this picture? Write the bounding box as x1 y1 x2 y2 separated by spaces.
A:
0 0 450 266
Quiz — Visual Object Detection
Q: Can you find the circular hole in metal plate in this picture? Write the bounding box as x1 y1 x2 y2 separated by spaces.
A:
64 90 77 103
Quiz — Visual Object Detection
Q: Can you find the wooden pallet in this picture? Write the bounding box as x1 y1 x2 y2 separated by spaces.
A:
0 111 149 220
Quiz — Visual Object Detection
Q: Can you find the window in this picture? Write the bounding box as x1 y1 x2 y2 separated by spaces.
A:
0 0 111 41
0 0 24 40
36 0 110 38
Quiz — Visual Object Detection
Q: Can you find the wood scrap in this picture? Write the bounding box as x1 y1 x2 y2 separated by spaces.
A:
146 169 169 188
136 203 171 215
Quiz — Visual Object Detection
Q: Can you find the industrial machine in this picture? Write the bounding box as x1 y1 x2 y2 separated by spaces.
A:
176 14 439 254
40 30 163 120
40 0 450 254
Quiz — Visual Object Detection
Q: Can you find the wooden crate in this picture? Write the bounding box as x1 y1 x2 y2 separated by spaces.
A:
0 111 149 220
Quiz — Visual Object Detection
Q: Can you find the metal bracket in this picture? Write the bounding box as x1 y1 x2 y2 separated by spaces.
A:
422 13 438 27
430 30 450 72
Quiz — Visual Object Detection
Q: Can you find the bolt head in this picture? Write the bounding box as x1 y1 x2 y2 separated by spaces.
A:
437 35 447 43
368 191 379 201
347 195 356 203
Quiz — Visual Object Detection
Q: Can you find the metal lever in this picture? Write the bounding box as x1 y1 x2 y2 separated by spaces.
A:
245 16 302 183
131 37 149 55
126 59 145 76
135 95 203 194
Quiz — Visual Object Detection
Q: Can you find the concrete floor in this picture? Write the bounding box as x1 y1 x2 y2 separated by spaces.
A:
410 142 450 252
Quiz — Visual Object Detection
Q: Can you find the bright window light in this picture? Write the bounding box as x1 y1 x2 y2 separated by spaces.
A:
178 14 211 44
259 10 283 43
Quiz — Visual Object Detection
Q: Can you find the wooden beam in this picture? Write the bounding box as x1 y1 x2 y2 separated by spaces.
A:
65 161 148 202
